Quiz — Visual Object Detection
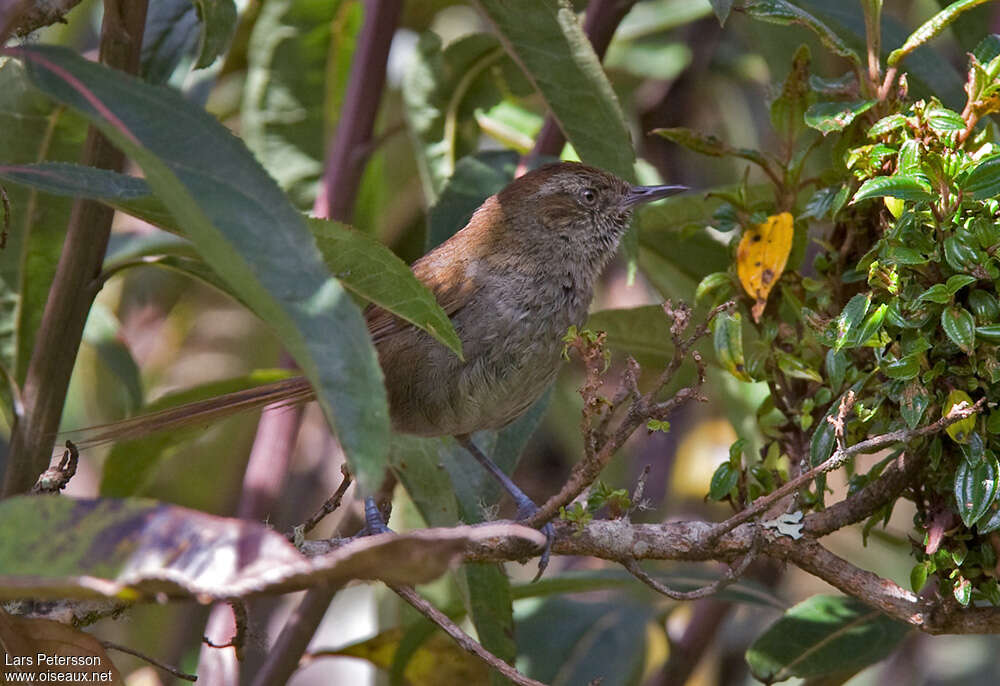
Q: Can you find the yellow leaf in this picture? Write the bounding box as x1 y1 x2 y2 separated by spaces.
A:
737 212 794 322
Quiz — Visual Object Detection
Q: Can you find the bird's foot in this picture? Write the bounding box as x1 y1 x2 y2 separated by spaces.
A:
514 500 554 581
352 496 392 538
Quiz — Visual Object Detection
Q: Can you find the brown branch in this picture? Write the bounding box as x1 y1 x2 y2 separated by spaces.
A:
3 0 148 496
707 397 986 541
622 545 756 601
101 640 197 682
384 583 547 686
1 0 83 40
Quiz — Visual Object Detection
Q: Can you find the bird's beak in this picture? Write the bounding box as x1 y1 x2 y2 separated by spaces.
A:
624 184 688 207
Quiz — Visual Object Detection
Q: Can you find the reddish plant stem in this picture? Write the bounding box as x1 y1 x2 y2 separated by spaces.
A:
3 0 148 496
316 0 403 222
237 1 403 682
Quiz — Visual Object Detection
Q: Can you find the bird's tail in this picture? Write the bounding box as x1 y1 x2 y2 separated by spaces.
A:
64 376 315 450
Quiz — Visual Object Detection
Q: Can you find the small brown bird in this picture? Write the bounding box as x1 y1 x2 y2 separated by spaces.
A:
79 162 685 570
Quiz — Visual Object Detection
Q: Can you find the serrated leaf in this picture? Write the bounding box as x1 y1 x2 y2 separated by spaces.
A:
474 0 635 183
746 595 908 683
942 305 976 354
805 99 876 134
961 154 1000 199
736 212 794 322
741 0 861 64
16 44 390 492
868 113 908 137
954 453 1000 527
0 161 150 199
852 175 934 203
888 0 995 67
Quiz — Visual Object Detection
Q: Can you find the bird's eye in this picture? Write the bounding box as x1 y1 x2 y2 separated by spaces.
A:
580 188 597 205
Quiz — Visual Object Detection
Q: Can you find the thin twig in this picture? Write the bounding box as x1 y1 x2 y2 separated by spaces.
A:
289 464 354 541
623 548 756 601
528 301 732 525
708 397 987 541
101 640 197 682
386 583 546 686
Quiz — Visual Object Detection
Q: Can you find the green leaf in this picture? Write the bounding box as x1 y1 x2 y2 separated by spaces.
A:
961 154 1000 200
969 289 1000 323
403 32 508 202
882 354 920 380
0 162 150 199
192 0 239 69
809 409 836 466
852 175 934 203
427 151 518 250
0 60 87 384
713 311 752 382
976 324 1000 342
695 271 732 303
141 0 237 82
910 561 931 592
243 0 359 208
926 105 966 131
770 45 813 140
946 274 977 294
888 0 995 66
308 218 462 358
941 305 976 354
709 462 739 500
17 44 390 493
746 595 908 683
741 0 861 64
900 380 930 428
652 127 768 168
805 99 876 133
587 306 673 368
868 113 908 137
954 453 1000 527
776 351 822 382
916 283 952 304
826 349 846 389
953 576 973 606
518 596 652 685
833 292 871 351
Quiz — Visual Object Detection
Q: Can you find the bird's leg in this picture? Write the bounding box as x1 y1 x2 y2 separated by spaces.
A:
360 495 392 535
455 434 554 579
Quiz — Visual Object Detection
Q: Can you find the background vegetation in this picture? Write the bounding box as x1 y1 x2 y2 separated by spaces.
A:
4 0 1000 684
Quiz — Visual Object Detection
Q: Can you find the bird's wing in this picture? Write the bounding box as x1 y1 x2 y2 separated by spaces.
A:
365 250 479 345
